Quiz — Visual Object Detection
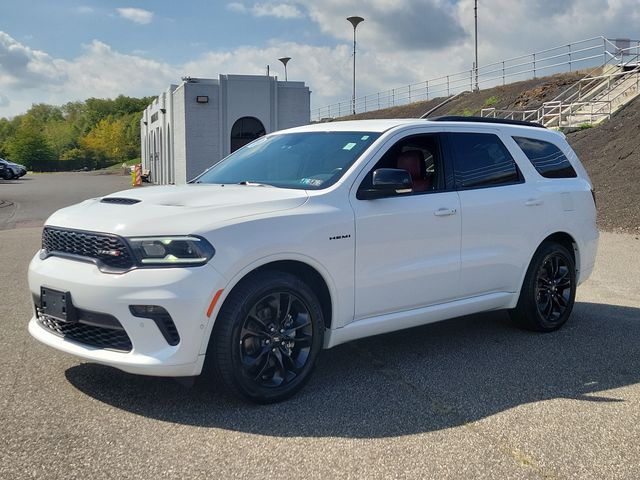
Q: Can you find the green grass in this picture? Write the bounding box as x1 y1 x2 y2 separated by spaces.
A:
101 158 141 172
484 95 499 107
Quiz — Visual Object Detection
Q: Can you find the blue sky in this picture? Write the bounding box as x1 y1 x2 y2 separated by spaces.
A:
1 0 639 117
1 1 336 62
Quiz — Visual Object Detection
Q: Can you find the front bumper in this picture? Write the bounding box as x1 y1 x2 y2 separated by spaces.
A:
28 251 226 376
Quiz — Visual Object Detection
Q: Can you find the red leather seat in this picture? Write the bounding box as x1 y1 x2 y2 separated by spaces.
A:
397 150 431 192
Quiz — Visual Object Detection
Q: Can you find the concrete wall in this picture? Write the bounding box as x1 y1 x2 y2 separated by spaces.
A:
141 84 177 184
172 83 187 185
220 75 274 157
277 81 311 130
141 74 310 185
183 81 220 182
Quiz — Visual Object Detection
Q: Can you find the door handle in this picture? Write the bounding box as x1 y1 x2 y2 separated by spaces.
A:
433 207 457 217
525 198 542 206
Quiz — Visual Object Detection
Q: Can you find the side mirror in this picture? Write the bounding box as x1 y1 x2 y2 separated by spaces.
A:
357 168 413 200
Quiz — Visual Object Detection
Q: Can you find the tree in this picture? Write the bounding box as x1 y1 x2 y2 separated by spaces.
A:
44 120 78 158
81 117 128 163
0 94 150 170
23 104 63 129
4 121 55 170
0 115 23 156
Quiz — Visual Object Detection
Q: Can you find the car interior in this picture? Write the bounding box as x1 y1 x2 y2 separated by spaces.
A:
360 134 440 194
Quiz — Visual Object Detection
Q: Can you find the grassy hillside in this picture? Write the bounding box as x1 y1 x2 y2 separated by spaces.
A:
334 71 591 121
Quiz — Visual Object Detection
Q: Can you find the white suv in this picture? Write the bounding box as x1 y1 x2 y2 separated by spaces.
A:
28 117 598 403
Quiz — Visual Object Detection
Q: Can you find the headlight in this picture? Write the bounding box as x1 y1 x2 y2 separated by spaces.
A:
127 236 215 267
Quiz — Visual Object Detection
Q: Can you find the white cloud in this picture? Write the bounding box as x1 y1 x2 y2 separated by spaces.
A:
298 0 466 51
0 32 175 117
2 0 640 118
227 2 304 19
116 7 154 25
0 31 66 88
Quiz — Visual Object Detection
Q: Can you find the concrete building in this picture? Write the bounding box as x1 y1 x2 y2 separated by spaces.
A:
140 74 310 184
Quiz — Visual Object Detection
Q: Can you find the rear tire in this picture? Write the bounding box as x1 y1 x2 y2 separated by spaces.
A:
208 270 324 403
510 242 576 332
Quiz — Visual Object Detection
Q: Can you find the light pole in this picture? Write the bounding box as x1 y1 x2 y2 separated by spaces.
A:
474 0 479 91
278 57 291 81
347 16 364 115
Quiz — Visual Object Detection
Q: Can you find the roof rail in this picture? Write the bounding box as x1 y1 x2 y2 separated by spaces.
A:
430 115 546 129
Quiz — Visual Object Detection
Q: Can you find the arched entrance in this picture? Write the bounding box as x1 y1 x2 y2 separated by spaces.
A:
230 117 266 153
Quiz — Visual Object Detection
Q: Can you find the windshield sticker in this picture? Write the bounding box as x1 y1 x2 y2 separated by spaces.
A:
343 142 357 151
300 178 324 186
361 135 370 140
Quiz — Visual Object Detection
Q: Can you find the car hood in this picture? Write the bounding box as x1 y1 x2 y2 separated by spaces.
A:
4 161 24 168
45 184 309 236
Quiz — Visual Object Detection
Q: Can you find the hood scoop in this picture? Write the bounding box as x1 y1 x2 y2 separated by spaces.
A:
100 197 141 205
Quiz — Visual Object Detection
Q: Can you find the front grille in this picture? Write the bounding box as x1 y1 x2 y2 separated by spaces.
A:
37 309 133 352
42 227 134 270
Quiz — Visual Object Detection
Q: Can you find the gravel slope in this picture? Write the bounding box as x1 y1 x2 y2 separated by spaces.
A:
566 99 640 233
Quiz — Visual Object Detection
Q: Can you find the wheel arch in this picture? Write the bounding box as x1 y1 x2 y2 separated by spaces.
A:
204 255 336 350
541 231 579 271
512 230 580 308
250 260 333 331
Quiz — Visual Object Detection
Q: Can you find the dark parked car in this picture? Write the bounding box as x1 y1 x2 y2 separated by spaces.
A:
0 158 27 180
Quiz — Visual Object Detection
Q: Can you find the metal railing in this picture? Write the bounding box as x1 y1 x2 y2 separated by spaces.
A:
312 36 640 121
480 43 640 127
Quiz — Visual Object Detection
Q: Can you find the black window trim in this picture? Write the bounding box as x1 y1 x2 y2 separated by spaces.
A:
443 132 525 191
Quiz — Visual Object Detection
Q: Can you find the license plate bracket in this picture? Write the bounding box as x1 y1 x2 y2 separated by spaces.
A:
40 287 77 323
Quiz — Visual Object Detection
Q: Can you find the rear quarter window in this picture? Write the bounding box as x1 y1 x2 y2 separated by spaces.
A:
448 132 522 189
513 136 577 179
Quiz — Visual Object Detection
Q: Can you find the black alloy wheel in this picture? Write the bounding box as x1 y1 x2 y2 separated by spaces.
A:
510 241 576 332
239 291 313 388
535 253 572 323
209 270 324 403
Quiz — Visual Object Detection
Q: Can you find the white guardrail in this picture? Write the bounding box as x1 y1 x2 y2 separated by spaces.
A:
480 43 640 127
312 36 640 121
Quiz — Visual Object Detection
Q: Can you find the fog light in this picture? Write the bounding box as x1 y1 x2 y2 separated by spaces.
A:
130 305 167 316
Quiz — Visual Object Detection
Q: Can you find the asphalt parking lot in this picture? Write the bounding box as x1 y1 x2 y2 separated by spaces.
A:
1 172 639 479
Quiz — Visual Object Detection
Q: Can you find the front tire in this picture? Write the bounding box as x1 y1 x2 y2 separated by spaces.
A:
209 270 324 403
2 170 13 180
510 242 576 332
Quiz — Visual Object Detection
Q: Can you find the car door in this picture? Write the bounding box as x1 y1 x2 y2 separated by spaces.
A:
443 128 547 298
350 131 461 321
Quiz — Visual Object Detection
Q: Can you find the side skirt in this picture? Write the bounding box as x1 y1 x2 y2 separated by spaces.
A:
323 292 515 349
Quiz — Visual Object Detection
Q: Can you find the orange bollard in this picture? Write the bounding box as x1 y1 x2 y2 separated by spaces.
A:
134 164 142 186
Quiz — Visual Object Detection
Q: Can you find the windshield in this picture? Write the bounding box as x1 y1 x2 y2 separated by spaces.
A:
194 131 381 190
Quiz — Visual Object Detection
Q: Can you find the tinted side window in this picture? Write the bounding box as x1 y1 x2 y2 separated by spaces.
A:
358 133 444 195
513 136 577 178
448 133 520 189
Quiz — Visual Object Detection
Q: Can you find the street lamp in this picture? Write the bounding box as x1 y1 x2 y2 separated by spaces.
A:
474 0 479 91
347 16 364 115
278 57 291 81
